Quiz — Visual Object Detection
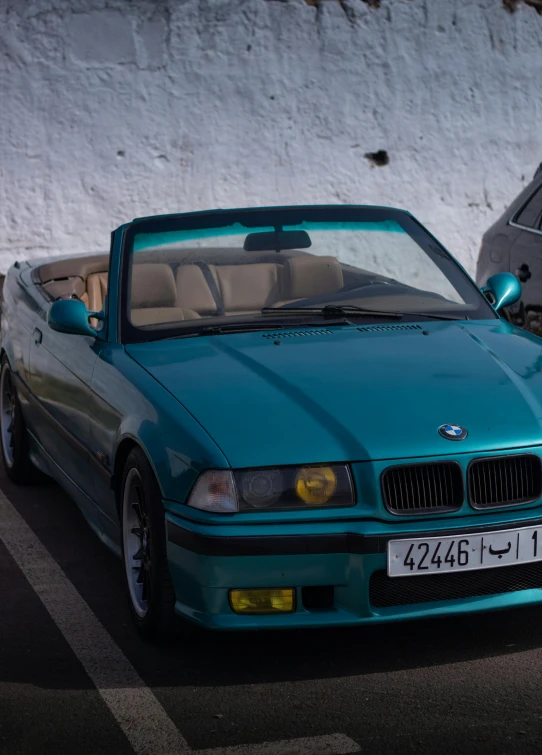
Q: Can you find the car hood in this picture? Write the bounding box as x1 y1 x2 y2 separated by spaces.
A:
126 320 542 468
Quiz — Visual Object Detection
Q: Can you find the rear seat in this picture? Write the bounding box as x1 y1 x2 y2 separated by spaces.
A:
38 253 110 305
40 254 344 327
175 256 343 315
42 262 200 326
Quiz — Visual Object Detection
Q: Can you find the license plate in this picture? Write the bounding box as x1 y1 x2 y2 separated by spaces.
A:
387 524 542 577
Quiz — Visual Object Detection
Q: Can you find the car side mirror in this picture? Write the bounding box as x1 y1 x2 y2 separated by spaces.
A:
47 298 102 337
481 272 522 311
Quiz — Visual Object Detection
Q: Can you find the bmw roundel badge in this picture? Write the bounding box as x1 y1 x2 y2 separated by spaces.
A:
438 424 468 441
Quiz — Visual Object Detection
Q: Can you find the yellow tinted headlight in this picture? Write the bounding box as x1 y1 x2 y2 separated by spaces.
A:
229 588 295 614
295 466 337 505
234 464 354 511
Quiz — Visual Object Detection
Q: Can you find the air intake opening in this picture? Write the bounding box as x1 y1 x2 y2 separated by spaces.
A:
358 324 423 333
302 586 335 611
370 561 542 608
262 329 333 339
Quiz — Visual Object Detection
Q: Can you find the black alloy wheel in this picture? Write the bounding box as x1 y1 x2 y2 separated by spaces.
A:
121 446 190 640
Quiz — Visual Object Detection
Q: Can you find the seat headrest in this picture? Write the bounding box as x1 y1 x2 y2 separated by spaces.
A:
131 263 177 309
282 256 343 300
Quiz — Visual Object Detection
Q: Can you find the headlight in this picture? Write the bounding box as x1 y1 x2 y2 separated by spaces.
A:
295 466 337 505
187 465 354 513
240 468 283 508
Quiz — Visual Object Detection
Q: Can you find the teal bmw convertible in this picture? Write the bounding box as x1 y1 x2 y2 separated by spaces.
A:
3 205 542 640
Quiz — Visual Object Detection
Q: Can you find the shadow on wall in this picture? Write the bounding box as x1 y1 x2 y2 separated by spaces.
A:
303 0 381 5
504 0 542 12
305 0 542 9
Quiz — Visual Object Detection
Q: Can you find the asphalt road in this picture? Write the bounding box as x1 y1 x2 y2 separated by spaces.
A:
2 465 542 755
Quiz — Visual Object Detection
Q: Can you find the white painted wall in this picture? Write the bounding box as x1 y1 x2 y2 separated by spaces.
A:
1 0 542 275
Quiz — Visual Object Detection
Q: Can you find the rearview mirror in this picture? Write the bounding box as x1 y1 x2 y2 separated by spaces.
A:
481 272 521 311
244 230 312 252
47 299 99 337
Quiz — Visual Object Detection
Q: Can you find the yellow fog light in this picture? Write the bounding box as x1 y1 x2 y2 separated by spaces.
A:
295 466 337 505
229 588 295 615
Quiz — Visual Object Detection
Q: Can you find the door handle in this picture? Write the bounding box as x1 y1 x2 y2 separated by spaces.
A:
33 328 42 345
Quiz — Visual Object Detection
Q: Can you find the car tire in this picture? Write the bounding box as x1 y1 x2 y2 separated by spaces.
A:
120 446 189 641
0 356 42 484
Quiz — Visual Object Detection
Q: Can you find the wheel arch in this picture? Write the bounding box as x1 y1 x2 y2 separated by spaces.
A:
112 436 164 517
1 344 18 374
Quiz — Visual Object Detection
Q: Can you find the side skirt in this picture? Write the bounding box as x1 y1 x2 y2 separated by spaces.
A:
27 431 122 558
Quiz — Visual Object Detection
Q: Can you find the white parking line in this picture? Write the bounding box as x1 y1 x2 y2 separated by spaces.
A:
0 488 191 755
0 489 360 755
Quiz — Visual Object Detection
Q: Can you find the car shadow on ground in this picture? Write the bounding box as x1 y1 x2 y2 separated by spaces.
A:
152 604 542 686
2 471 542 691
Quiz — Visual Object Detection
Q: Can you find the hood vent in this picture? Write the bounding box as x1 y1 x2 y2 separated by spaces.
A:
357 324 422 333
262 329 333 339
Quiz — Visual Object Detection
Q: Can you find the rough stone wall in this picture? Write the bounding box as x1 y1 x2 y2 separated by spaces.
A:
1 0 542 275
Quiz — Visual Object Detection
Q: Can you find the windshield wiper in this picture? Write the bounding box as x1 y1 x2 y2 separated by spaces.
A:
151 307 467 343
262 305 404 319
158 323 284 339
154 318 352 341
262 305 468 322
404 311 469 321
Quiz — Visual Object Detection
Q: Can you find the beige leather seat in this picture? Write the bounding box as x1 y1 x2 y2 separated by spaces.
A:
38 254 110 317
279 255 343 303
47 254 344 329
215 263 281 315
83 272 108 312
130 263 199 326
38 254 109 285
49 262 199 327
176 264 220 316
176 262 282 316
175 256 344 316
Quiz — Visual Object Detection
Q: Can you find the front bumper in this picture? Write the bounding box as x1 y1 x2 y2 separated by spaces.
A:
165 511 542 630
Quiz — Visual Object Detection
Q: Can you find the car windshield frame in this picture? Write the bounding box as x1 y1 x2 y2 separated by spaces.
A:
118 205 497 343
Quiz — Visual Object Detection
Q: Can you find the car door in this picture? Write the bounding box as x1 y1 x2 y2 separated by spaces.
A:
28 311 99 519
87 341 131 552
509 182 542 312
3 267 44 386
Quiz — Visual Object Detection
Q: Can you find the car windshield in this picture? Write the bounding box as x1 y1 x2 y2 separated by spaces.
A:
122 207 495 341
